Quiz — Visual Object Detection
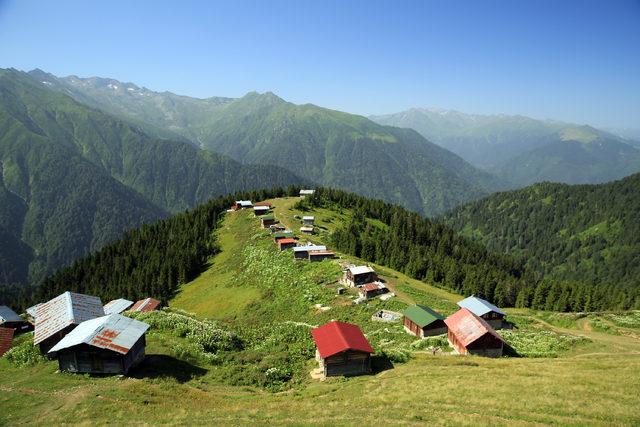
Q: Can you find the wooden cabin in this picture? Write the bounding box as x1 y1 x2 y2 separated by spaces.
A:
300 226 314 234
48 314 149 375
302 216 315 226
261 215 276 228
308 250 335 262
34 292 105 354
311 321 374 378
456 296 507 329
299 189 315 197
277 238 298 250
0 305 32 334
273 232 295 242
103 299 134 315
234 200 253 209
130 298 161 313
343 265 377 287
0 327 14 357
293 245 327 260
269 224 286 233
444 308 505 358
253 206 270 216
358 283 389 299
403 305 447 337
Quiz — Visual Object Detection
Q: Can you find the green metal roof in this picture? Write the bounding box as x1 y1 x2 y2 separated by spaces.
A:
403 304 444 328
273 232 294 238
261 215 275 220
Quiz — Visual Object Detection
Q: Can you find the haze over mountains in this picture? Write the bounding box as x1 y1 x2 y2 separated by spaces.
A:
371 108 640 188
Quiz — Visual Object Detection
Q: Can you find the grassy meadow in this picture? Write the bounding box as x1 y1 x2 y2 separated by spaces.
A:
1 197 639 425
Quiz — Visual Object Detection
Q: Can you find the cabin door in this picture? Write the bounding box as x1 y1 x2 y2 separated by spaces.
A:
90 353 104 372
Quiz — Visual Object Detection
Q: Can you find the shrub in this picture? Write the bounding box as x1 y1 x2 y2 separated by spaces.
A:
500 329 590 357
4 339 47 367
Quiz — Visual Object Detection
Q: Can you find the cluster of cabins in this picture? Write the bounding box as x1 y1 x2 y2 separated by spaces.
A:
341 265 392 301
0 293 161 375
311 296 508 378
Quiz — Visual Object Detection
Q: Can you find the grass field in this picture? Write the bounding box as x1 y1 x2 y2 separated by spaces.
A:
2 197 640 425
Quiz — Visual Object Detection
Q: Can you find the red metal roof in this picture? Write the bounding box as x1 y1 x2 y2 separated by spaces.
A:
444 308 504 347
130 298 161 313
311 321 374 359
0 327 14 357
360 283 385 292
278 238 297 245
254 202 272 207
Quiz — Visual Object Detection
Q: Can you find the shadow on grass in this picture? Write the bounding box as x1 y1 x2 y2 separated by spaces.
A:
371 355 395 374
130 354 208 383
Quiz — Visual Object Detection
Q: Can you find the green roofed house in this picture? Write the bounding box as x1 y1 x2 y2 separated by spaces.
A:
260 215 276 228
273 232 295 241
403 305 447 337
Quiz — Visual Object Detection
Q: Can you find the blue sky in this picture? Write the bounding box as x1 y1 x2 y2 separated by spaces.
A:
0 0 638 128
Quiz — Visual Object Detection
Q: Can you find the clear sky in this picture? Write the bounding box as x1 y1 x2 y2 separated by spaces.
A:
0 0 638 128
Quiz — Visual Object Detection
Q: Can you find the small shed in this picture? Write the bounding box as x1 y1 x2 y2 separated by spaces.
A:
261 215 276 228
34 292 105 354
311 321 374 377
269 224 286 233
302 216 315 226
253 205 270 216
343 265 377 287
293 245 327 260
300 226 314 234
0 306 32 334
456 296 506 329
403 305 447 337
358 283 389 299
103 299 134 315
0 327 14 357
273 232 295 242
308 250 335 262
299 189 315 197
130 298 161 313
277 238 298 250
444 308 505 358
48 314 150 375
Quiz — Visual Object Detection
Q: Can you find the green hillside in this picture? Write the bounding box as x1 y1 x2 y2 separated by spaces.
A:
443 174 640 305
2 192 640 425
0 69 304 293
33 70 504 217
371 109 640 187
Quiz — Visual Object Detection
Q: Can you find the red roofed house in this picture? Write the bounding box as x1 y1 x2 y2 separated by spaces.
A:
311 321 374 377
358 283 389 299
277 238 298 250
130 298 161 313
444 308 505 358
0 327 14 357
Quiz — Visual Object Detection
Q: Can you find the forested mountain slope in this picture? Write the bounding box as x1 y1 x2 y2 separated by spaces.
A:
442 174 640 295
32 70 504 217
0 69 304 291
371 108 640 187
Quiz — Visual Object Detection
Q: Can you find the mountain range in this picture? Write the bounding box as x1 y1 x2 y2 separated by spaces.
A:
371 108 640 188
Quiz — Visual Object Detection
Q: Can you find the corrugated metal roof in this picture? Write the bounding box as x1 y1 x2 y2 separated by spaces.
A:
103 299 134 315
457 296 506 317
299 189 315 195
348 266 375 276
254 202 272 207
130 298 161 313
444 308 504 348
309 250 334 256
278 238 297 245
302 216 315 220
403 304 444 328
312 321 374 359
235 200 252 207
34 292 104 345
293 245 326 252
253 206 270 211
48 314 149 355
25 304 42 318
0 327 14 356
360 283 385 292
0 306 23 323
261 215 275 220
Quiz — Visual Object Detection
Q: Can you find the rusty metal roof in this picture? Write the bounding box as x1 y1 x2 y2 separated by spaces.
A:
444 308 504 348
360 283 386 292
0 327 14 356
130 298 161 313
103 299 134 315
0 306 22 323
33 292 104 345
48 314 149 355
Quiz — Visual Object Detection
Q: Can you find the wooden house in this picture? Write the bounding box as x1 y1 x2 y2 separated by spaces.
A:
234 200 253 209
130 298 161 313
269 224 286 233
253 206 270 216
444 308 505 358
300 226 314 234
299 189 315 197
34 292 105 354
0 305 32 334
273 232 295 242
261 215 276 228
0 327 14 357
277 238 298 250
48 314 149 375
308 250 335 262
456 296 506 329
302 216 315 226
103 299 134 315
293 245 327 260
343 265 377 287
311 321 374 377
358 283 389 299
403 305 447 337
